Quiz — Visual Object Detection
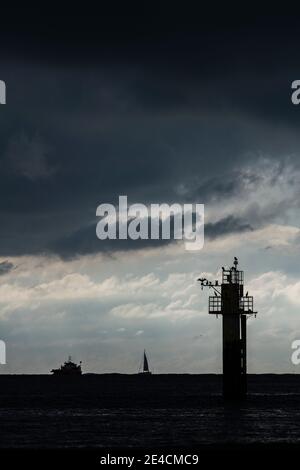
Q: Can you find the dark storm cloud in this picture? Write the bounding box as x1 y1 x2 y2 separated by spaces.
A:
4 132 56 181
184 170 263 204
0 10 299 257
205 216 253 240
0 260 14 275
49 222 173 260
49 213 253 259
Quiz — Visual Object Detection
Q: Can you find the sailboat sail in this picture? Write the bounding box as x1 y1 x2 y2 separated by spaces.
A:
143 351 149 373
138 349 152 374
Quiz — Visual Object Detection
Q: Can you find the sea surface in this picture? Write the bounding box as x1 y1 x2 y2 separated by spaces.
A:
0 374 299 449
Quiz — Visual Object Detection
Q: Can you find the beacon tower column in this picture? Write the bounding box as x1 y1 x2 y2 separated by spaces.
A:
198 258 257 399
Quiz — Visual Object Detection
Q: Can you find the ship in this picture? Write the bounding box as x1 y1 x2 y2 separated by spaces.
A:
138 350 152 375
51 356 82 376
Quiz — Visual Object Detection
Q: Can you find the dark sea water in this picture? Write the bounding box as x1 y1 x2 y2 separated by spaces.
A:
0 374 299 449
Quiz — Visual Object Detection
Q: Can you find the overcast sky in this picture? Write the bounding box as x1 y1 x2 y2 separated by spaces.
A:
0 9 300 373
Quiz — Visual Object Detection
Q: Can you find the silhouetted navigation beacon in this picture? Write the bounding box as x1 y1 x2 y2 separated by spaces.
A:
198 258 257 399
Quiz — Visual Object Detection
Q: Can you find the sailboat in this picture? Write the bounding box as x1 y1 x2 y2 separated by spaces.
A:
138 349 152 375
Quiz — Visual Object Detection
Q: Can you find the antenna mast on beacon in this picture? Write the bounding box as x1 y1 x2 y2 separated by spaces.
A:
198 257 257 399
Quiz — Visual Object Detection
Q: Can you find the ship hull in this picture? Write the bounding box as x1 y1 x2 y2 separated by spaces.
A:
51 369 82 376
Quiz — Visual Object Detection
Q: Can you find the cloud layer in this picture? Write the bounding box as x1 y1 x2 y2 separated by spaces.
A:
1 12 300 372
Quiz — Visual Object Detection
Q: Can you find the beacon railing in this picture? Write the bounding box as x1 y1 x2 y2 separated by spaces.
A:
239 296 255 314
209 295 255 314
222 269 244 285
209 296 222 314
